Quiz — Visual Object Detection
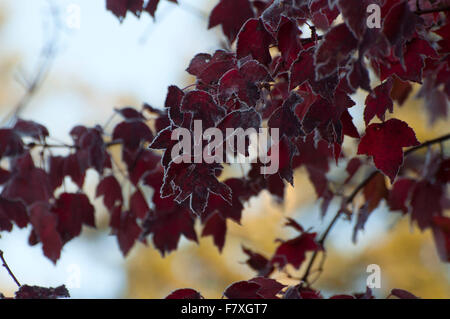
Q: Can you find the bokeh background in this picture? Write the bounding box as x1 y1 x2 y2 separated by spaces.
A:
0 0 449 299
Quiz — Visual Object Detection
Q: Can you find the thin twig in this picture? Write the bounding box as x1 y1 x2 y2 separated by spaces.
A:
0 250 21 288
0 1 61 126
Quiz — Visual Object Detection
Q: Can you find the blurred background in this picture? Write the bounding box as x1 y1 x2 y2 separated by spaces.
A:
0 0 449 299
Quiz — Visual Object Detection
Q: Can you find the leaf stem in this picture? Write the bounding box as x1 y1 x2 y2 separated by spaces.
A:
0 250 21 288
300 132 450 285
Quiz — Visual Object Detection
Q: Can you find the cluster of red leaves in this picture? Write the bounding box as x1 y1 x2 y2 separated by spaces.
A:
0 0 449 298
0 285 69 299
166 284 419 299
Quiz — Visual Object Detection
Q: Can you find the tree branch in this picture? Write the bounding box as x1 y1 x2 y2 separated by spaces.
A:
300 132 450 285
0 250 21 288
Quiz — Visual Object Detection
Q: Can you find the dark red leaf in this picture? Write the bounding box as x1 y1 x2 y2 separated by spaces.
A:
96 175 123 211
242 246 274 277
113 120 153 151
29 202 63 264
201 211 227 251
145 0 177 18
364 78 394 125
13 119 49 140
357 119 419 182
315 23 358 80
290 47 339 101
110 207 142 256
410 180 443 230
181 90 226 128
0 197 28 231
271 231 321 269
236 18 274 65
165 288 203 299
0 129 24 158
388 178 415 214
53 193 96 243
268 92 304 139
208 0 255 43
130 190 150 219
186 51 237 85
382 1 423 59
115 107 145 120
218 59 272 107
2 153 52 205
432 216 450 262
106 0 144 20
162 162 232 215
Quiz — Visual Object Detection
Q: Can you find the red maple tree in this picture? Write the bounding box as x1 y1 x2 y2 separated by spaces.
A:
1 0 449 299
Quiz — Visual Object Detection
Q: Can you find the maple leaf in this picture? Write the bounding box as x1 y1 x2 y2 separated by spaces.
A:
106 0 144 20
357 119 420 182
48 156 65 191
165 289 203 299
13 119 49 141
110 206 142 256
336 0 384 38
142 169 198 255
2 153 52 205
0 129 24 159
268 92 304 139
315 23 358 80
53 193 96 243
364 78 394 125
180 90 226 129
0 197 28 232
242 246 274 277
96 175 123 211
277 17 303 70
353 173 388 242
123 149 160 185
129 190 150 219
162 161 232 215
388 178 415 214
112 120 153 151
266 137 299 185
341 109 360 139
236 18 274 65
208 0 255 43
115 107 145 121
302 90 355 144
223 278 285 299
163 85 185 125
201 211 227 251
29 202 63 264
261 0 309 31
377 37 438 83
186 51 237 85
140 202 197 255
218 60 272 107
390 76 413 105
432 216 450 262
290 47 339 101
410 180 443 230
271 223 322 269
382 1 423 60
145 0 178 18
